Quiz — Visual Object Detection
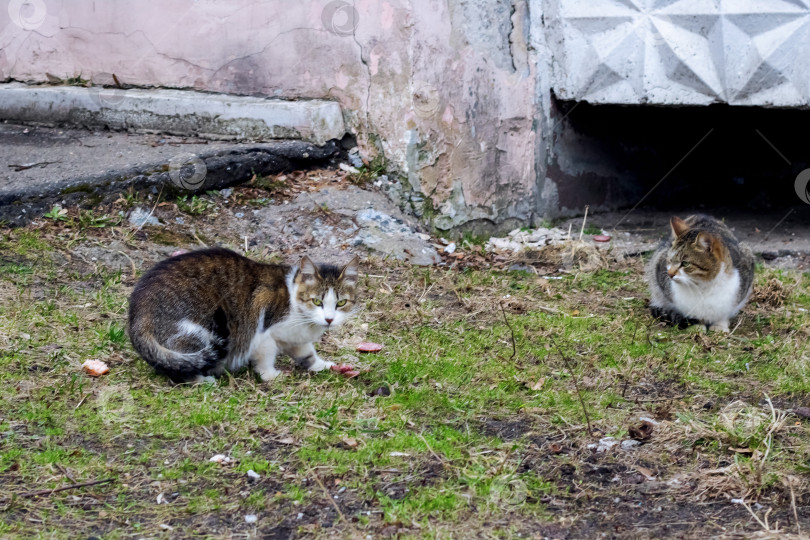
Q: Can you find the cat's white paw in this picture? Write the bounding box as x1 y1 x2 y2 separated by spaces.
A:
191 375 217 385
308 357 334 372
708 321 730 333
256 367 283 381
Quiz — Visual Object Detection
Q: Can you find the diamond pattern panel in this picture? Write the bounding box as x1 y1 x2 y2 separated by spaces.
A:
548 0 810 106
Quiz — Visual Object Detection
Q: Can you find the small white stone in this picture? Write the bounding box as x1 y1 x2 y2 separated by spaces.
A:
245 514 258 524
621 439 641 450
247 469 261 480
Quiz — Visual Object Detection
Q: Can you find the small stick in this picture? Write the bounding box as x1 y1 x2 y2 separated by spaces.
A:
19 478 114 498
547 333 593 434
578 205 590 242
499 301 517 361
418 432 446 467
788 478 801 536
56 464 77 483
74 393 89 411
191 228 208 248
308 467 347 524
117 250 137 281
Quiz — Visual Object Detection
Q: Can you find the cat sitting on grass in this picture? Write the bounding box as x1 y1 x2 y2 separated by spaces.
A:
647 215 754 332
128 248 360 383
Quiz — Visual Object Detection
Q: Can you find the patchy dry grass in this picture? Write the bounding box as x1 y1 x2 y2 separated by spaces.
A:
0 198 809 539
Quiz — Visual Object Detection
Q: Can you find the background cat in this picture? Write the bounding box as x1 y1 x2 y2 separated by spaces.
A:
647 215 754 332
128 248 359 383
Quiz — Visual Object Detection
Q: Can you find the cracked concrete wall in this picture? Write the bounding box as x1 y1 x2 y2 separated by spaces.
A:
0 0 543 234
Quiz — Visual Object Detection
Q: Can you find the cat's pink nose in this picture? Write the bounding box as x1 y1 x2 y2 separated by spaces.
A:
325 317 334 325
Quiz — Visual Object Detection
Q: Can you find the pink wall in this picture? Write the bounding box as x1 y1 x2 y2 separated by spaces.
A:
1 0 540 231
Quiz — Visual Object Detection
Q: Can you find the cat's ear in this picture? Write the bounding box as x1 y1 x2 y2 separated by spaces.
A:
670 216 689 237
296 256 320 284
696 232 721 258
339 256 360 286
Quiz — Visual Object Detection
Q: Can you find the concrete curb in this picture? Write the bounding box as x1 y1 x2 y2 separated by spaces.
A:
0 83 346 145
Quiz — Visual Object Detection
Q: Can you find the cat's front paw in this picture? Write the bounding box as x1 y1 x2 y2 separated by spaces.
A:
256 367 283 381
708 321 730 333
307 357 334 372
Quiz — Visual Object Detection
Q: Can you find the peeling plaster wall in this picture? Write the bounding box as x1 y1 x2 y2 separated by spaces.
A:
0 0 544 233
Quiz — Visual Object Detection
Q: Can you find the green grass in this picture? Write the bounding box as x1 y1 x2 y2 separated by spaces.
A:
0 219 808 538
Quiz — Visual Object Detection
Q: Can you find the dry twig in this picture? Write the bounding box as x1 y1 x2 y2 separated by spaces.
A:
19 478 114 499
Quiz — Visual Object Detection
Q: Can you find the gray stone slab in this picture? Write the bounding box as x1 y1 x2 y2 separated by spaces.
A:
0 123 339 225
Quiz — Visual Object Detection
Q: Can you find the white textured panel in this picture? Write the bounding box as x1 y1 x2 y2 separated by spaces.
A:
548 0 810 106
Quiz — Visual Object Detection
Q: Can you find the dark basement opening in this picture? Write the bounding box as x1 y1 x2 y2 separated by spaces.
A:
547 97 810 215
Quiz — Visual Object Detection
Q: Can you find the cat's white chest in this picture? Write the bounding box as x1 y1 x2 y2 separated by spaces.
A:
670 264 741 323
269 320 324 344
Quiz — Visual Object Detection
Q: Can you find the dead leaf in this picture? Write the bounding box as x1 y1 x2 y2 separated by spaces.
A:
549 443 563 454
635 466 655 479
571 309 580 316
530 378 546 391
628 420 654 441
342 437 358 448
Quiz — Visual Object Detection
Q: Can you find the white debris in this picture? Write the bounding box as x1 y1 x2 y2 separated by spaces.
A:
208 454 232 464
389 451 411 457
621 439 641 450
638 417 660 425
444 242 456 254
128 207 161 228
156 493 166 504
245 514 258 524
486 226 570 253
339 163 360 174
587 437 619 453
247 469 261 480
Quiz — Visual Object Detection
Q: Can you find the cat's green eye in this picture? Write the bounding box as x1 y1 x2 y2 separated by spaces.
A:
312 298 323 306
681 261 691 268
336 299 347 307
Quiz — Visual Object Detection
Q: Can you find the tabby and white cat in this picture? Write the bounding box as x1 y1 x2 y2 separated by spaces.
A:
647 215 754 332
128 248 359 383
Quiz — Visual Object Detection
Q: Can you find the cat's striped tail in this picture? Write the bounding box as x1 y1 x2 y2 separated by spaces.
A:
129 330 222 383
